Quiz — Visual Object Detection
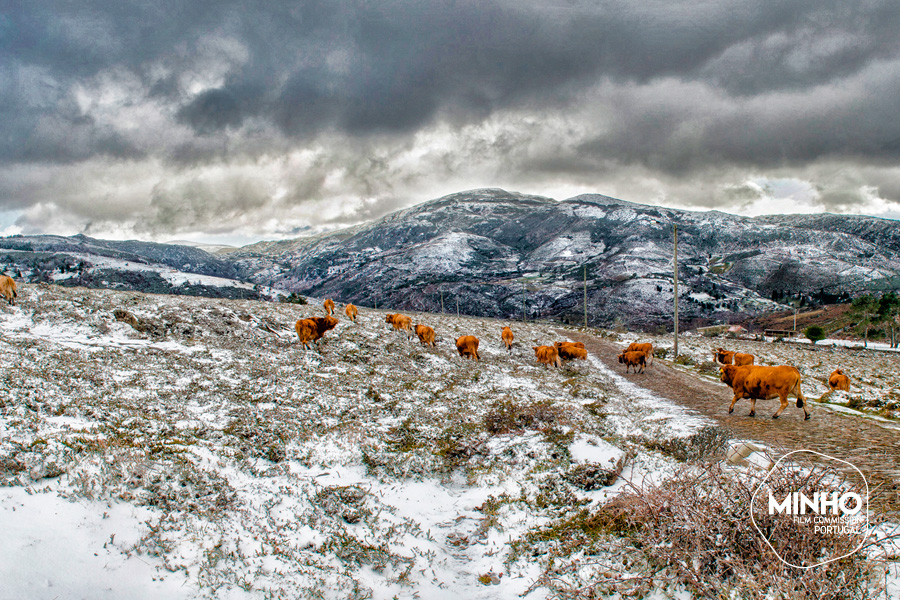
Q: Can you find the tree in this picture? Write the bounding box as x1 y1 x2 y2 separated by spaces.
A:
851 294 879 348
878 292 900 348
804 325 826 345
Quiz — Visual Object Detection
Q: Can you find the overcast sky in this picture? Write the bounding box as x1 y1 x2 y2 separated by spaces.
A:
3 0 900 245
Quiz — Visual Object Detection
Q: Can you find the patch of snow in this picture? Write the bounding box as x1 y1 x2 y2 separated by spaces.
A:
569 434 624 466
0 487 194 599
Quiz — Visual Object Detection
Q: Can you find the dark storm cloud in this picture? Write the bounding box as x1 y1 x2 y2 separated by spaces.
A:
4 0 900 237
7 0 898 161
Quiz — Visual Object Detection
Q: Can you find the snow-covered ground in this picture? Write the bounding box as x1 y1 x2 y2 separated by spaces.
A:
0 283 717 599
1 284 897 598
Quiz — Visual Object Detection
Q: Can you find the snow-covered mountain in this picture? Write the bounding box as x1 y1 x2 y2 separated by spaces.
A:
0 233 268 301
229 189 900 329
4 189 900 329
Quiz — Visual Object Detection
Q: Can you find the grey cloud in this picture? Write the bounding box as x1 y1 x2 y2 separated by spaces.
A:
176 88 247 135
3 0 900 238
140 175 273 235
18 0 895 156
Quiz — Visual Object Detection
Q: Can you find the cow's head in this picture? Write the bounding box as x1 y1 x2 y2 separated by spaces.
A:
719 364 736 385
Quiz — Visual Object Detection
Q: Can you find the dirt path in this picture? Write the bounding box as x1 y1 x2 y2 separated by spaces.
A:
564 330 900 518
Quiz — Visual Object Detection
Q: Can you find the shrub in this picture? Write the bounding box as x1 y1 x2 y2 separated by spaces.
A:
528 461 894 600
672 354 695 366
805 325 826 344
279 292 308 305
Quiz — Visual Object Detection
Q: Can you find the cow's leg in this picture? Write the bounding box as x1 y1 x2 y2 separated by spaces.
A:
748 398 757 417
772 395 788 418
796 389 810 420
728 395 740 414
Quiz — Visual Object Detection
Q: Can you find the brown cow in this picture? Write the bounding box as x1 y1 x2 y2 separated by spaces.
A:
501 326 514 352
344 303 358 322
718 364 809 420
415 324 436 347
828 369 850 392
456 335 480 360
386 313 413 339
533 345 562 368
555 341 585 349
324 299 335 315
295 316 339 350
713 348 754 366
0 275 16 306
626 342 653 365
556 342 587 361
618 350 646 373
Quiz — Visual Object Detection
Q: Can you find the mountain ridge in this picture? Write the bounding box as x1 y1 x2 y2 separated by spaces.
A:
2 188 899 329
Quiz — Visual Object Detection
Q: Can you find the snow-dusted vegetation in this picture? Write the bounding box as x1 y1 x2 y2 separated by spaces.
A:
1 284 897 599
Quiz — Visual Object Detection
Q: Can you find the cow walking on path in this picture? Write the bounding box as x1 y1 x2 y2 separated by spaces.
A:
718 363 810 420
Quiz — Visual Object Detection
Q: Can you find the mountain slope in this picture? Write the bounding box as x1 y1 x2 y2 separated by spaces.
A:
230 189 900 329
0 234 264 300
4 189 899 329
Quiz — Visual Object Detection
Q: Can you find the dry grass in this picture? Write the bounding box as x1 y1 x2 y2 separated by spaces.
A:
522 460 900 600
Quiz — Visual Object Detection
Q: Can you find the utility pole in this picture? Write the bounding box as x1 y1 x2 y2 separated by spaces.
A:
583 265 588 329
674 224 679 357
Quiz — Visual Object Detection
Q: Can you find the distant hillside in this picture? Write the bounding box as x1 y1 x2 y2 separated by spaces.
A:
228 188 900 330
748 304 856 334
0 234 265 301
4 189 900 329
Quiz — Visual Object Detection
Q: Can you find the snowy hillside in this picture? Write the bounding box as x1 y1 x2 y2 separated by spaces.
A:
228 188 900 330
0 234 271 301
0 283 714 599
4 189 900 330
2 283 898 599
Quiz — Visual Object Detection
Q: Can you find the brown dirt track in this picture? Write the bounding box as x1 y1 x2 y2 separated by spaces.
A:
564 330 900 519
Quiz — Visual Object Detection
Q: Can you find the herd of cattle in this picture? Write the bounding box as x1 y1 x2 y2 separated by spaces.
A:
295 298 861 422
0 275 858 422
295 299 592 367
